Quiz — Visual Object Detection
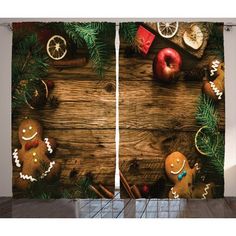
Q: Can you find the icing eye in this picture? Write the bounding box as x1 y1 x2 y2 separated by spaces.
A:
29 126 32 130
177 159 180 163
22 129 26 133
33 152 36 156
171 164 174 168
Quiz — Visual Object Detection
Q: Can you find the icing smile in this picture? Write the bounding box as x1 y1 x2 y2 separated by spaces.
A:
22 132 38 141
171 160 186 175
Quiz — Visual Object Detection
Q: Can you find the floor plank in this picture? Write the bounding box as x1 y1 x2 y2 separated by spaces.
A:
1 197 236 218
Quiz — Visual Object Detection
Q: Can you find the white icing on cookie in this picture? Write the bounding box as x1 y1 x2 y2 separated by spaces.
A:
171 160 186 175
20 172 37 182
40 161 55 179
44 138 53 154
171 187 180 199
194 163 200 171
210 60 220 77
22 132 38 141
209 81 223 100
13 149 21 168
201 184 211 199
19 161 56 183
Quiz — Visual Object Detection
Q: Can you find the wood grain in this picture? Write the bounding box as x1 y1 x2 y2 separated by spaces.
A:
119 23 225 198
119 129 200 184
13 101 115 130
47 60 115 80
119 80 225 130
12 52 116 196
12 128 116 187
119 48 222 81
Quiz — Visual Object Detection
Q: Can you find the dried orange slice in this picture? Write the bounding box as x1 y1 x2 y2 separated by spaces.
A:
46 35 67 60
195 126 219 157
157 22 179 39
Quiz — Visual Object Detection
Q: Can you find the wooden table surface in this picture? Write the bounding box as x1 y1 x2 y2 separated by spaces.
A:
119 23 225 198
12 49 116 195
12 22 225 199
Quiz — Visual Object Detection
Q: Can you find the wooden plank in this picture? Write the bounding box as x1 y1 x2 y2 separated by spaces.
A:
119 81 225 130
119 51 220 81
12 129 115 186
119 129 224 197
12 77 115 129
12 27 116 197
12 101 115 130
13 129 115 155
12 199 76 218
49 79 116 102
119 25 225 198
47 60 115 80
120 130 197 159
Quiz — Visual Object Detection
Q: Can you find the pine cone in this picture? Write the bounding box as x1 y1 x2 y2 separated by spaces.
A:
48 96 60 108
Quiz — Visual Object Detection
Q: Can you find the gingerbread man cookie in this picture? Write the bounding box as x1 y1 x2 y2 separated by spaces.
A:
165 151 213 199
203 61 224 101
13 118 61 190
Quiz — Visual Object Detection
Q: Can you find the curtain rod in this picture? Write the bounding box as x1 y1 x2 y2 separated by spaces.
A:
1 22 236 32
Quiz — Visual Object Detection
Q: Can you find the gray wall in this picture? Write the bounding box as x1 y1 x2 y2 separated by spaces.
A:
1 18 236 197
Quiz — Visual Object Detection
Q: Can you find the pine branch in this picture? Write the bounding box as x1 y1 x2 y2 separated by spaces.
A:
196 93 218 131
12 33 48 110
195 93 225 177
75 176 97 198
119 22 138 46
64 23 110 77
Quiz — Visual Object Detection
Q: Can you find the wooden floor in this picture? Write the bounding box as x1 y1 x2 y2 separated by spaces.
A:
1 195 236 218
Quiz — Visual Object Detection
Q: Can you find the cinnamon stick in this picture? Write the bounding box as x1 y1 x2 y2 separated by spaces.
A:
52 57 87 68
99 184 114 199
88 185 105 198
120 171 135 198
131 185 142 199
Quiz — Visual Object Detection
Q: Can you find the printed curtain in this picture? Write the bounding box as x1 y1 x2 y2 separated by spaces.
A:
119 22 225 199
12 22 225 199
12 22 116 199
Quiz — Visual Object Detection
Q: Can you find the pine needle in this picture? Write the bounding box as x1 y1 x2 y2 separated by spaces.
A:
195 93 225 177
12 33 48 110
64 22 114 77
196 93 218 131
119 22 138 46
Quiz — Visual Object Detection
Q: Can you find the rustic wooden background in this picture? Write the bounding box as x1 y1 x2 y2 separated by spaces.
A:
12 22 225 199
119 22 225 198
12 41 116 196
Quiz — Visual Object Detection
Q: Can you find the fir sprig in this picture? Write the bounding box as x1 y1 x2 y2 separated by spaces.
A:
75 176 97 198
196 93 224 177
119 22 138 46
196 93 218 131
64 22 114 77
12 33 48 109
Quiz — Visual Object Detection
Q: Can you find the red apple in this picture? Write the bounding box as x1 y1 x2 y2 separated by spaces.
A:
153 48 182 82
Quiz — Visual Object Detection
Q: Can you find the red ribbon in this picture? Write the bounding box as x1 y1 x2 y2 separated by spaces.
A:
137 37 151 53
25 140 39 151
